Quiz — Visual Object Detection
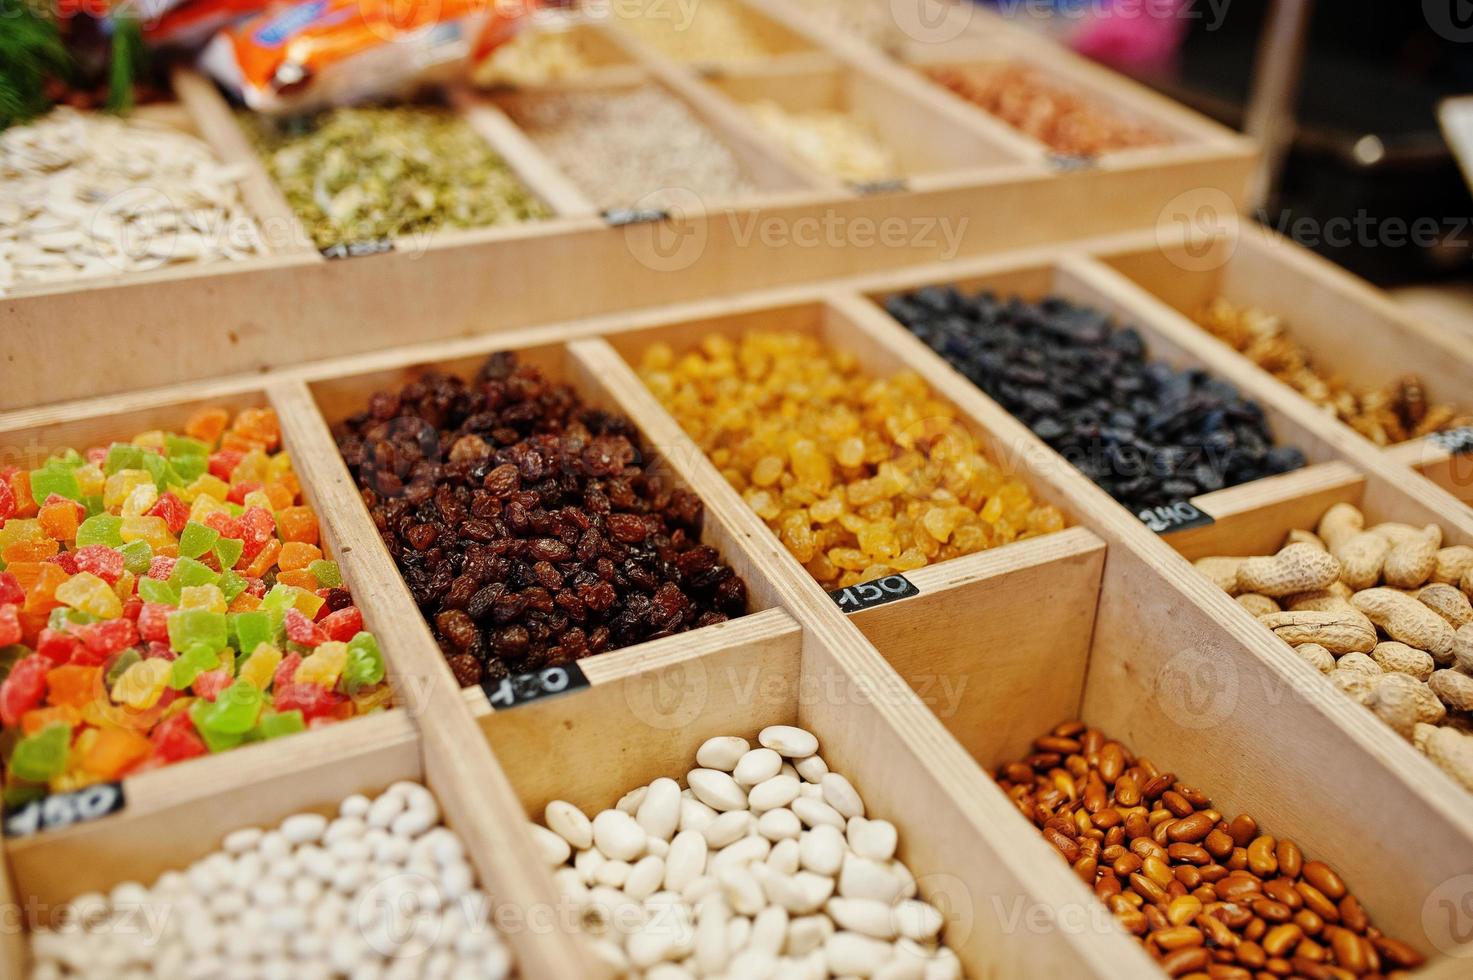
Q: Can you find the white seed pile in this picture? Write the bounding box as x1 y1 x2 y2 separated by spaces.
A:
0 109 264 295
474 28 601 88
503 87 756 210
745 101 900 184
30 782 515 980
615 0 791 65
532 725 962 979
801 0 905 51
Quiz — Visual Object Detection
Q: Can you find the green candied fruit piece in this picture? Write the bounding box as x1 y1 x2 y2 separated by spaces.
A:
256 710 306 740
231 610 272 655
141 452 170 489
189 699 244 754
166 609 228 654
75 514 124 548
308 559 341 588
202 681 263 736
214 537 244 572
105 649 142 688
170 556 219 589
179 522 221 560
29 466 81 505
119 540 154 576
169 455 207 484
343 632 385 689
165 434 211 459
48 607 97 631
9 723 71 782
137 577 179 606
261 584 300 613
103 443 146 476
169 643 220 691
220 570 248 604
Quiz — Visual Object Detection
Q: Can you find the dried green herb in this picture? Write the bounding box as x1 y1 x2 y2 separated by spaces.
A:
0 0 69 130
245 106 549 249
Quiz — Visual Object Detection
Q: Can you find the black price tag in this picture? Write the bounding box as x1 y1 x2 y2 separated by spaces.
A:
1137 500 1215 535
482 662 590 710
1047 153 1098 172
4 782 126 838
1429 426 1473 456
602 208 669 227
828 573 920 613
851 178 909 196
320 238 395 259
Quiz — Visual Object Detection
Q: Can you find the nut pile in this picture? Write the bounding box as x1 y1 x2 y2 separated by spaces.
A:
332 352 749 686
924 63 1167 156
473 27 605 88
245 107 548 250
638 333 1064 590
884 287 1306 512
501 87 756 210
744 101 900 185
30 781 515 980
1199 502 1473 790
998 721 1426 977
1195 298 1470 445
532 725 961 978
615 0 795 64
1 108 264 294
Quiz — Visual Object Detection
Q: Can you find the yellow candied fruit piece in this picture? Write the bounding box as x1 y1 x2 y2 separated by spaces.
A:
242 489 275 512
120 516 174 552
121 482 159 518
638 329 1064 588
103 469 154 510
179 584 228 614
239 643 284 689
113 658 172 711
183 474 230 505
74 464 105 498
56 571 124 619
131 430 167 452
188 493 230 524
291 588 326 619
113 571 136 603
230 449 271 487
296 641 349 688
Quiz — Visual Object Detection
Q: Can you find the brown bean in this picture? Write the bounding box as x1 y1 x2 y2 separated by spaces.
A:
1295 937 1326 962
1162 790 1194 817
1143 773 1176 800
1167 895 1204 927
1225 848 1249 872
1084 778 1107 814
1044 827 1080 862
1262 923 1303 957
1263 955 1292 976
1292 909 1323 936
1327 928 1367 972
1235 940 1266 968
1169 813 1216 843
1116 772 1141 806
1092 807 1122 830
1218 877 1264 902
1204 830 1235 859
1161 947 1212 976
1124 812 1151 839
1370 935 1426 968
1035 735 1081 754
1228 815 1258 848
1145 905 1171 933
1155 925 1206 950
1176 867 1203 890
1144 856 1175 888
1073 856 1097 884
1054 719 1087 737
1117 906 1148 935
1288 957 1332 980
1114 853 1143 877
1131 872 1167 904
1262 879 1302 909
1099 742 1125 782
1169 843 1212 865
1274 839 1302 880
1199 912 1238 948
1295 882 1340 922
1301 862 1346 900
1246 836 1279 877
1243 917 1266 942
1199 864 1229 883
1251 899 1292 923
1133 838 1168 862
1336 895 1367 934
1215 903 1254 930
1095 874 1122 900
1206 966 1251 980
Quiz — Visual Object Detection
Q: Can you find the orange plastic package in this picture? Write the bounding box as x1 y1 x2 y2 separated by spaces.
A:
140 0 271 49
199 0 535 114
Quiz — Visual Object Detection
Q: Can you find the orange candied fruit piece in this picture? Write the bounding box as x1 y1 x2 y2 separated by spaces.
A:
277 541 323 572
230 408 281 451
185 407 230 445
9 471 38 518
2 536 59 564
83 727 153 779
244 538 282 578
47 664 102 708
275 569 319 591
261 482 295 511
21 704 79 736
228 592 262 613
23 563 69 614
38 501 81 541
275 506 319 546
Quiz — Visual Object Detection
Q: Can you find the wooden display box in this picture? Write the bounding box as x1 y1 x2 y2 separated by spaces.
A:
0 0 1256 410
7 223 1473 977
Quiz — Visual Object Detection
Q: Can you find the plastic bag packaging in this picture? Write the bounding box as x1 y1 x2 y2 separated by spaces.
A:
200 0 535 114
140 0 272 50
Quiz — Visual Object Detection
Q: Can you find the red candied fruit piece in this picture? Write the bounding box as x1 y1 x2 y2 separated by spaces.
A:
147 492 189 535
193 669 231 701
274 682 344 721
46 553 80 576
238 507 275 561
317 606 363 643
0 605 21 647
146 556 178 581
76 619 138 658
137 603 173 643
0 654 50 726
208 450 245 482
284 608 324 648
122 597 142 621
0 479 14 522
273 652 302 690
202 511 243 541
36 628 80 664
227 481 263 506
144 641 176 660
73 545 126 585
150 712 206 762
85 446 107 466
0 572 23 607
244 577 267 598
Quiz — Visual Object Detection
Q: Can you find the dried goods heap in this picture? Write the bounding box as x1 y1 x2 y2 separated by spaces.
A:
334 352 749 684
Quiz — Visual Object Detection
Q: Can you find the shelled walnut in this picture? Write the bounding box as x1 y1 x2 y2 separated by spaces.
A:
1198 502 1473 789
